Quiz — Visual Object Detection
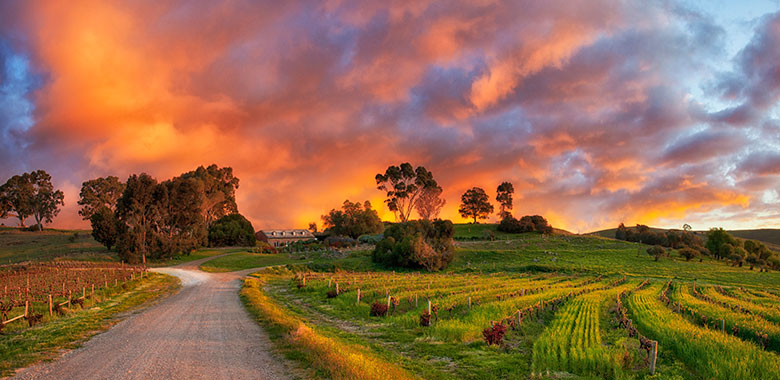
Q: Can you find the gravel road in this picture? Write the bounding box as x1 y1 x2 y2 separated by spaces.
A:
11 256 291 380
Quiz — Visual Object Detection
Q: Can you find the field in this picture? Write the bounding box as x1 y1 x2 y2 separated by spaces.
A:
0 227 113 264
0 270 178 376
244 225 780 380
199 252 305 272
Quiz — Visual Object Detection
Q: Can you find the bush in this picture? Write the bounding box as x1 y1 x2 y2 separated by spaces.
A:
253 241 277 254
678 247 698 261
208 213 256 247
482 323 507 346
358 234 384 245
326 289 338 298
420 311 431 327
324 235 357 248
372 220 455 271
497 215 552 234
370 301 388 317
647 245 666 261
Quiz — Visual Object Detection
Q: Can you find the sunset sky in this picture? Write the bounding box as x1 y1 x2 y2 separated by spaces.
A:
1 0 779 233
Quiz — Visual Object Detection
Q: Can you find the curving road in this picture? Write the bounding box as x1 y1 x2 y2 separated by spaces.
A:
11 255 290 380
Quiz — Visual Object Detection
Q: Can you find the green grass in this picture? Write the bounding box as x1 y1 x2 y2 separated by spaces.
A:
0 272 179 376
0 227 115 264
242 224 780 380
149 247 248 267
199 252 305 272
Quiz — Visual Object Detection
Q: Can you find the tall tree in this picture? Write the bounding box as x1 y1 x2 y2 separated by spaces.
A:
376 163 438 222
116 173 158 264
29 170 65 231
322 200 384 239
0 174 34 227
90 206 119 251
151 176 207 257
495 182 514 219
0 170 64 230
458 187 494 223
180 164 240 226
415 186 446 220
78 176 125 220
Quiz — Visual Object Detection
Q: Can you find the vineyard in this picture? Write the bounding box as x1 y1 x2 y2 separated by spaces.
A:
252 268 780 379
0 261 146 332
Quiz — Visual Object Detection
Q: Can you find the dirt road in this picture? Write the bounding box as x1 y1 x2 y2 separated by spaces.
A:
11 256 290 380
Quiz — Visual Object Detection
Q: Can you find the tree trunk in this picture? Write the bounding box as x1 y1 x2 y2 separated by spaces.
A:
473 214 477 224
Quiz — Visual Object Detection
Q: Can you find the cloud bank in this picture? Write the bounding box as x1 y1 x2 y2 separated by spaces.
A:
1 0 778 232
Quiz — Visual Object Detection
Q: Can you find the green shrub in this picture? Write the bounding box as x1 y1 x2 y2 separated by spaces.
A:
208 213 256 247
497 215 552 234
372 220 455 271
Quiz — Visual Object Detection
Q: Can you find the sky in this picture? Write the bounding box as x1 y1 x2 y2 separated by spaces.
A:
1 0 779 233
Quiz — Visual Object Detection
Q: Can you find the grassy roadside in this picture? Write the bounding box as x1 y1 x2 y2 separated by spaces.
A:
0 272 180 376
240 274 418 380
200 252 304 272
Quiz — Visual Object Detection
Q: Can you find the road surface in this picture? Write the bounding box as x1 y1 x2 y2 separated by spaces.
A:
11 255 290 380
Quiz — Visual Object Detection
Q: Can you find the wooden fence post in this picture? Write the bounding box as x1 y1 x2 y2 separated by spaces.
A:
386 295 391 314
428 299 432 315
48 294 53 316
335 282 339 294
356 289 361 305
68 290 72 307
415 294 418 308
721 319 725 333
468 296 472 309
649 341 658 375
24 300 29 317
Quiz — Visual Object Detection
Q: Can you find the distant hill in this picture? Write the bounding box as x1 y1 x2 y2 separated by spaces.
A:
588 227 780 252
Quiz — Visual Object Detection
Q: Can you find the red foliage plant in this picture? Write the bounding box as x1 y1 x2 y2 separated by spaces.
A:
370 301 388 317
482 323 507 346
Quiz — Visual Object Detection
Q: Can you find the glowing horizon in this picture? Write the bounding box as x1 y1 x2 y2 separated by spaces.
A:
1 1 779 233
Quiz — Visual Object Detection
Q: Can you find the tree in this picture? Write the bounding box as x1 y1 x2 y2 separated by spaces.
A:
647 245 666 261
495 182 514 219
0 175 33 227
376 163 438 222
208 213 256 247
0 170 64 231
115 173 158 264
415 185 445 220
615 223 628 240
150 176 207 258
78 176 125 220
706 228 737 259
682 223 692 232
458 187 493 223
678 247 698 261
321 200 384 239
308 222 318 233
90 206 118 251
180 164 240 226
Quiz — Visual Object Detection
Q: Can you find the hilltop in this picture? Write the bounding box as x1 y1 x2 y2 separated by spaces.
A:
590 226 780 252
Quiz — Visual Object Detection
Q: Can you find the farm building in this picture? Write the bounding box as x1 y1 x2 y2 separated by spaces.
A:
256 229 316 247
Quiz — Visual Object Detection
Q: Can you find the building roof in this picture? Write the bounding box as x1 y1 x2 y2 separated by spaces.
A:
259 229 315 239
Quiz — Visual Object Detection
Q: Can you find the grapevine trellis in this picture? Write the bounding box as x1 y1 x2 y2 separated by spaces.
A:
0 261 145 331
